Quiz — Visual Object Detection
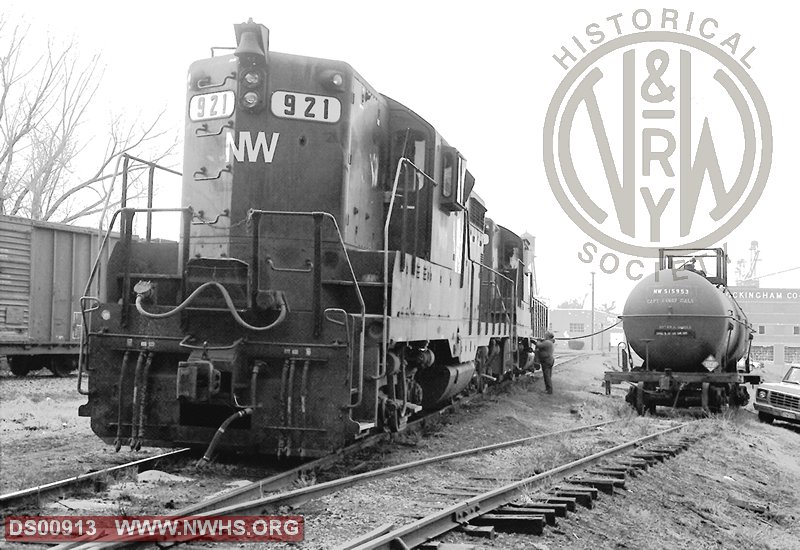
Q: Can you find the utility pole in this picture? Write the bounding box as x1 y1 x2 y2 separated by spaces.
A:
591 271 595 351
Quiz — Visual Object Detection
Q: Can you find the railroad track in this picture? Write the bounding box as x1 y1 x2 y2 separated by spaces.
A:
51 417 643 550
0 449 191 510
7 354 584 548
338 423 694 549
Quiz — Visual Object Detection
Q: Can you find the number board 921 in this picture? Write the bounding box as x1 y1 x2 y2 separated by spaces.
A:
189 91 235 122
271 91 341 123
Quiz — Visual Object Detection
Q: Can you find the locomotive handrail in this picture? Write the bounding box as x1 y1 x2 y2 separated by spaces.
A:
486 280 513 327
77 206 193 396
247 209 366 409
471 259 515 333
266 257 314 273
382 157 436 415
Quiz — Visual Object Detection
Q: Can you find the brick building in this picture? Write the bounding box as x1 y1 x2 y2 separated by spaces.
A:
729 287 800 364
549 308 623 352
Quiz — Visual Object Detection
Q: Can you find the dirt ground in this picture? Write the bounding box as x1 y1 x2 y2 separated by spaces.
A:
0 360 177 495
1 353 798 550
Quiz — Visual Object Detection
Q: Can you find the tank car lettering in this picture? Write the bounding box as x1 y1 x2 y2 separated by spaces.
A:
271 91 341 123
651 287 693 295
225 131 280 163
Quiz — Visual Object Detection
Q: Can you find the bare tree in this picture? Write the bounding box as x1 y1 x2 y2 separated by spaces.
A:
0 16 178 223
557 296 586 309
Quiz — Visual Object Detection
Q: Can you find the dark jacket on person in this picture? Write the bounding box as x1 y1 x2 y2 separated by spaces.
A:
534 338 555 367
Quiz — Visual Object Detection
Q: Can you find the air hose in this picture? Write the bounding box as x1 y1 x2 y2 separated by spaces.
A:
196 407 254 467
134 281 286 332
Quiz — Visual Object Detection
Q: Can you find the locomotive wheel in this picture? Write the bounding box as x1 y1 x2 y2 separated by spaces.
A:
474 348 489 394
383 400 405 432
758 411 774 424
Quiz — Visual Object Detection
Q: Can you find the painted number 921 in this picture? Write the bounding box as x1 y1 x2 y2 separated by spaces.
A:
189 91 235 122
271 91 341 123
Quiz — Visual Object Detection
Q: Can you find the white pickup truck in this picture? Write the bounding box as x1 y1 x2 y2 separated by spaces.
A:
754 365 800 424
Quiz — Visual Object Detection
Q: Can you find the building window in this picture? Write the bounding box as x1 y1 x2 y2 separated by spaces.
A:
758 325 765 334
794 326 800 335
569 323 585 333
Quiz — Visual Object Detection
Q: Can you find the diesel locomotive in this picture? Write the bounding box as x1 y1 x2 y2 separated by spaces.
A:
605 248 761 414
76 20 548 458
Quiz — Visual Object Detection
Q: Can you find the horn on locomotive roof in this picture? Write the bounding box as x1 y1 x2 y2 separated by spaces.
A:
234 19 269 59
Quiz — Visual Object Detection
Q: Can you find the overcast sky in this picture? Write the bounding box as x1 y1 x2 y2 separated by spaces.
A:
7 0 799 310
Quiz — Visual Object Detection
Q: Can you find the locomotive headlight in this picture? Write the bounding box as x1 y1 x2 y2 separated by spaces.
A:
100 309 111 321
756 389 768 401
243 71 260 86
320 69 345 91
242 91 259 107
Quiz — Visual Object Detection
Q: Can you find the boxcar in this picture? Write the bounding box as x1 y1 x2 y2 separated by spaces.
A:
0 214 114 376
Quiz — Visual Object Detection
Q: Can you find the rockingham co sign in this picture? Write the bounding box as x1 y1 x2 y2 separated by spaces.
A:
544 8 772 279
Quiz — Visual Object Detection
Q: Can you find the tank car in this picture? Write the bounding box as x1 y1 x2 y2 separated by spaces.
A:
604 248 761 413
76 20 548 458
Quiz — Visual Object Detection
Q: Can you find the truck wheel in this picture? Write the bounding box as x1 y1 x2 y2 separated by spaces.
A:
8 358 31 377
48 357 77 377
758 412 774 424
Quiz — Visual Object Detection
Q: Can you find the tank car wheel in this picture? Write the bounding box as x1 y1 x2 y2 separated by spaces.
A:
758 411 774 424
635 382 647 415
709 387 726 414
8 357 32 377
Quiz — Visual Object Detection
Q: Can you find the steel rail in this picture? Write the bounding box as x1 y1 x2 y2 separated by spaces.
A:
200 420 620 515
49 400 464 550
51 356 580 549
0 448 190 508
345 422 690 549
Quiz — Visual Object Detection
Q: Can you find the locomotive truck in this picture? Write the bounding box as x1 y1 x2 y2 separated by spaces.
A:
605 248 761 414
76 20 548 458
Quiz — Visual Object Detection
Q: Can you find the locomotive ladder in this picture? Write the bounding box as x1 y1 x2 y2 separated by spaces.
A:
248 209 367 414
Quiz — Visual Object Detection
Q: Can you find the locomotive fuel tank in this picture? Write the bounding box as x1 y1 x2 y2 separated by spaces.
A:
623 269 749 372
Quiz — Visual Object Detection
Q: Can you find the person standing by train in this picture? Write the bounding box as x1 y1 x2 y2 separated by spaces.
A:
534 332 556 394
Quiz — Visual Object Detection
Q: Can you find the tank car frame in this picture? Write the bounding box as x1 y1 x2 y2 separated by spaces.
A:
604 248 761 414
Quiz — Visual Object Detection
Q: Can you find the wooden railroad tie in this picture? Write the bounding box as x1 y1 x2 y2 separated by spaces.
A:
543 496 577 512
456 436 697 543
566 476 626 495
551 488 596 508
494 505 558 525
420 543 477 550
586 467 629 479
469 513 545 535
457 524 496 539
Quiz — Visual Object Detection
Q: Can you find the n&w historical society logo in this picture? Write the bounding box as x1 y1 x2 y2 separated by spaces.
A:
544 8 772 259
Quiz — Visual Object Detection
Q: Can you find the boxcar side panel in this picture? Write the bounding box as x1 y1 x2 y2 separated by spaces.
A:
0 216 32 342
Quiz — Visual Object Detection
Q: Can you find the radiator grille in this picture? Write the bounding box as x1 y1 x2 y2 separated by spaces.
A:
769 391 800 411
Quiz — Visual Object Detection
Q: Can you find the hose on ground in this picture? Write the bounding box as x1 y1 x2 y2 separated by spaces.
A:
196 408 254 468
